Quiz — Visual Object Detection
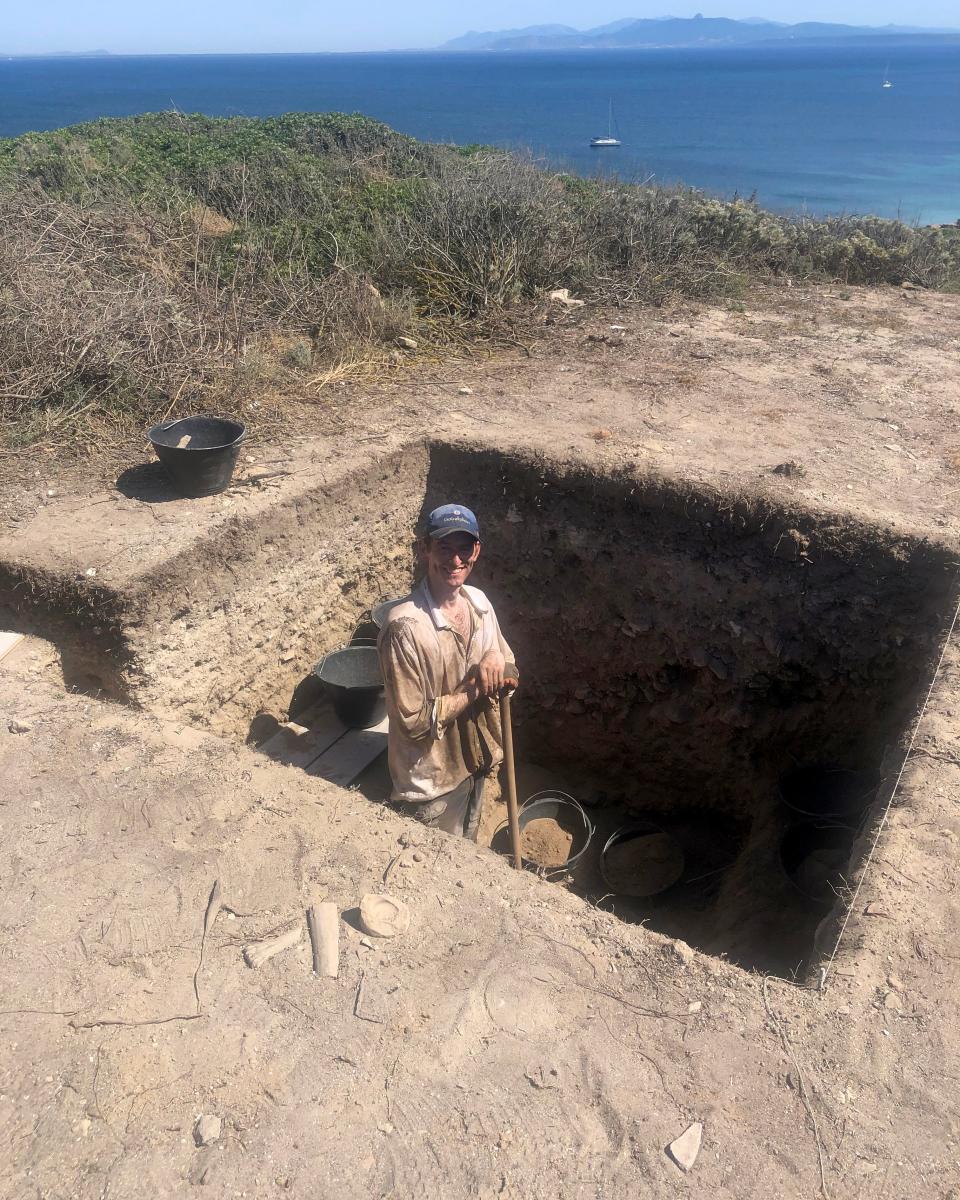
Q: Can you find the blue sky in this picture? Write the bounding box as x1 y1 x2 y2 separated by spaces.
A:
6 2 957 55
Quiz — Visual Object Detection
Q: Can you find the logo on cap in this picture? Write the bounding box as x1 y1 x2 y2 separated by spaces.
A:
426 503 480 539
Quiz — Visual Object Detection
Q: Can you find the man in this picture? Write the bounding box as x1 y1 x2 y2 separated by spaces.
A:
377 504 517 840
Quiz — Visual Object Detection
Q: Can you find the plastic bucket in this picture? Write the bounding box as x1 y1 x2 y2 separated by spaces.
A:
313 645 384 729
779 820 855 905
779 765 878 820
491 791 593 875
600 821 686 898
148 416 245 498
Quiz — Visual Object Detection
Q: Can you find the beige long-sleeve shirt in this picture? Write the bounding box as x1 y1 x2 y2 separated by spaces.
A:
377 580 515 804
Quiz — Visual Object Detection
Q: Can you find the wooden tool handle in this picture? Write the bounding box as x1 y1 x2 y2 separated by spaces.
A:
500 691 523 870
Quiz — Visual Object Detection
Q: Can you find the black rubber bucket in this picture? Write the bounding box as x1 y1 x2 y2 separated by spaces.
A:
148 416 246 498
779 766 878 820
313 645 384 729
779 820 855 905
491 791 593 875
600 821 686 898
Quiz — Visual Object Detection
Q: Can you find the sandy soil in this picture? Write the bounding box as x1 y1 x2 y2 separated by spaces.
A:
2 280 960 1198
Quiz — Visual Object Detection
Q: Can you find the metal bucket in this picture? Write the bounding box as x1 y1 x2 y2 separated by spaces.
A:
371 597 406 629
313 644 384 729
148 415 245 498
491 791 593 875
600 821 686 898
779 765 878 820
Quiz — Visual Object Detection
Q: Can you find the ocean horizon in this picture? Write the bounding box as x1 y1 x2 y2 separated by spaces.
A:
1 44 958 224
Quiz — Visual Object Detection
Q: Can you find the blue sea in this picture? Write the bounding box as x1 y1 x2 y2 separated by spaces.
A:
1 45 958 223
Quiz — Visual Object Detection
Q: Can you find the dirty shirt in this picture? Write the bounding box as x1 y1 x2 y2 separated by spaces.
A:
377 580 515 804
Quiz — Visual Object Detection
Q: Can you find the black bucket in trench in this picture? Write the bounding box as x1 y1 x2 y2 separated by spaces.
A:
148 416 245 498
779 820 856 905
779 765 878 820
600 821 686 898
313 645 384 729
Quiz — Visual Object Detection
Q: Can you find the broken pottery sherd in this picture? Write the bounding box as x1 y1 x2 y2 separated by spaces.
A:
666 1121 703 1173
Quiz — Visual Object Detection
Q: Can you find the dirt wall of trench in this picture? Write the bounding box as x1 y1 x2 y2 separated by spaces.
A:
424 443 959 814
0 446 430 734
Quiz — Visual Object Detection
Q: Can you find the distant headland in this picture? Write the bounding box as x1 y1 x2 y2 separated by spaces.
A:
440 15 960 52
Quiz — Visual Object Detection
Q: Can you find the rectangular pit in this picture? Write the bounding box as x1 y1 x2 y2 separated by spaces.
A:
3 439 957 979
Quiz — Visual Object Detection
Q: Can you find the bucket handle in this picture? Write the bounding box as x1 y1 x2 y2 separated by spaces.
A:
521 789 593 835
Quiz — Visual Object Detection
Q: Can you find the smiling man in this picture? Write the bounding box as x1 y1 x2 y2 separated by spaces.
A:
377 503 517 840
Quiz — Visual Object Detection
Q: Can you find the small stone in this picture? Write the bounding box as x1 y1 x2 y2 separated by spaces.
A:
886 974 903 991
883 991 903 1011
85 567 97 577
864 902 891 918
589 429 613 441
194 1114 221 1147
666 1122 703 1173
772 461 805 479
396 336 418 351
412 851 425 863
377 1121 394 1134
664 939 694 967
46 488 56 497
785 1071 796 1089
359 893 411 939
456 386 472 396
8 719 32 734
687 1000 702 1014
835 1005 851 1015
548 288 584 308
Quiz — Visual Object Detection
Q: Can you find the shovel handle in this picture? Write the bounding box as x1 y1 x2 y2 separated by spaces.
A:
500 690 523 870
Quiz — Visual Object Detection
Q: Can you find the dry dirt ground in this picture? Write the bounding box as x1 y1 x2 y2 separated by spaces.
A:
2 281 960 1199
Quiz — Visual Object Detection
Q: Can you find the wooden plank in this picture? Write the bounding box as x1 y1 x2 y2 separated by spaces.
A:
305 715 389 787
0 632 25 664
260 702 347 769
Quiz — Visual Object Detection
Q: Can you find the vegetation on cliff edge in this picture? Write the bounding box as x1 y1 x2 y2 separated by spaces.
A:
1 111 956 447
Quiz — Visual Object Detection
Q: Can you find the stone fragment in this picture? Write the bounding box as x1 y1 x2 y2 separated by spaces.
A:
457 386 472 395
396 336 418 351
194 1114 222 1146
8 719 32 734
687 1000 702 1014
886 974 903 991
666 1122 703 1173
360 893 411 938
664 939 694 967
548 287 584 308
882 991 903 1011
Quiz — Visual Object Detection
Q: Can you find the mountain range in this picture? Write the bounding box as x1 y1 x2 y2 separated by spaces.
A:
440 15 958 51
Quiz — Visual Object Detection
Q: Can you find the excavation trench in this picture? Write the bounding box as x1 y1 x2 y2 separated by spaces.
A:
3 439 957 980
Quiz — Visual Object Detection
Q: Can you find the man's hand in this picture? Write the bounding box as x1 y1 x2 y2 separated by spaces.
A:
475 650 506 698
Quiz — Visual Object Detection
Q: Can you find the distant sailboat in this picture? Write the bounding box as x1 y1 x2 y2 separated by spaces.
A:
590 101 621 148
882 63 893 88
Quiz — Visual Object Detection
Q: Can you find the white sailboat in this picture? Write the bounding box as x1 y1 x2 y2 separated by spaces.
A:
590 100 621 148
882 63 893 88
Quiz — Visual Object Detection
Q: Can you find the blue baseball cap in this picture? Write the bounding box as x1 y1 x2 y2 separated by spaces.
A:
425 503 480 540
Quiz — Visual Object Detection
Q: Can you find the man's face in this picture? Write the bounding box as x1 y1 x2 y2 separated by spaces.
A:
423 532 480 592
